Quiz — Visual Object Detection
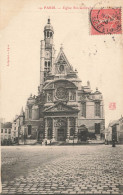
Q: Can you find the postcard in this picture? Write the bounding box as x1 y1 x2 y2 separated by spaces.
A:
1 0 123 194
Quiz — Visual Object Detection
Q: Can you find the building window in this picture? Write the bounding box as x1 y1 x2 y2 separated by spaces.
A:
82 102 86 117
95 102 100 116
47 31 49 38
45 61 50 72
50 32 52 37
5 129 7 133
95 123 100 134
47 92 53 102
70 128 75 136
14 127 16 130
69 91 76 101
28 125 32 135
45 61 47 67
29 107 32 119
48 61 50 67
1 129 3 133
69 118 75 127
8 129 11 134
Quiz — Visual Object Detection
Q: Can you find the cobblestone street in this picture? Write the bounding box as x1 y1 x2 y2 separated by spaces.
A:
1 145 123 194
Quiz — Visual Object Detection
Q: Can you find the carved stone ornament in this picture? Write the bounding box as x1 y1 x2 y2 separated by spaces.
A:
56 87 68 100
55 118 67 127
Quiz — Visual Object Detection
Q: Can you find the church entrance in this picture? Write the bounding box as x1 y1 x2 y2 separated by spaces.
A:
57 128 66 141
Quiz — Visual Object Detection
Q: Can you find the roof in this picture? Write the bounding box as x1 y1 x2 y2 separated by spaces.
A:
44 19 54 32
109 120 119 127
1 122 12 128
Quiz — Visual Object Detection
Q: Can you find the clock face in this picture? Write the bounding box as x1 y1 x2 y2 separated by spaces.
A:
45 51 51 58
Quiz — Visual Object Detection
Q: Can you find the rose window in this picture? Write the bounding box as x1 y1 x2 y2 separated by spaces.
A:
56 87 67 99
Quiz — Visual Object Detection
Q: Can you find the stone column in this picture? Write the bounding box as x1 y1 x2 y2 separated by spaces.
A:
52 118 55 142
74 117 78 142
66 117 70 142
45 118 47 139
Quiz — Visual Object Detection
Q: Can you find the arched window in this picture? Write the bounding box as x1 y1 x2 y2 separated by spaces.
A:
48 61 50 66
50 32 52 37
47 31 49 38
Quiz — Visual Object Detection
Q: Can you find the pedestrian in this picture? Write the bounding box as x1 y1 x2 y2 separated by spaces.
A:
45 140 47 146
50 140 51 146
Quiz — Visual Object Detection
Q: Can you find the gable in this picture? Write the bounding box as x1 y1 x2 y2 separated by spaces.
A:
44 102 79 113
55 49 74 73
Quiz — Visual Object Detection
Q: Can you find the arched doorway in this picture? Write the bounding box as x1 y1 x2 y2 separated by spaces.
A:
55 118 67 141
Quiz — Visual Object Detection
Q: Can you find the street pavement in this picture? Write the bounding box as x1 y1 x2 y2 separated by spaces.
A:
1 145 123 194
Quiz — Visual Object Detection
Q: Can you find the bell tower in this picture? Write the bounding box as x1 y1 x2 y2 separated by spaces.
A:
40 18 55 91
44 18 54 48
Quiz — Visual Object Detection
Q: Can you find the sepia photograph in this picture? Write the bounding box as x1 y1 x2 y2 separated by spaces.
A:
0 0 123 194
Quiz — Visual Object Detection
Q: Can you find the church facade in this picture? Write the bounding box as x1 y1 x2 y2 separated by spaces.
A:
21 19 105 143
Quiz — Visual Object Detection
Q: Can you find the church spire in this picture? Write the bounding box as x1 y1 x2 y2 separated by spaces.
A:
44 18 54 48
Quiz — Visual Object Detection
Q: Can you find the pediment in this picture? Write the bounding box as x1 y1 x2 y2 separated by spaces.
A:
55 49 73 71
44 102 79 113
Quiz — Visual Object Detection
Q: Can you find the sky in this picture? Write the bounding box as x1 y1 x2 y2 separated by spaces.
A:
0 0 123 127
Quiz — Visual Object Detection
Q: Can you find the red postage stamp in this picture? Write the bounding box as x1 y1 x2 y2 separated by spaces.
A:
90 8 122 35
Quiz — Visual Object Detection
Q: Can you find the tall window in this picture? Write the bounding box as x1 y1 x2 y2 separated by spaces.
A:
82 102 86 117
8 129 11 134
47 31 49 38
29 107 32 119
5 129 7 133
50 32 52 37
47 92 53 102
69 91 76 101
95 102 100 116
95 123 100 134
1 129 3 133
45 61 50 72
28 125 32 135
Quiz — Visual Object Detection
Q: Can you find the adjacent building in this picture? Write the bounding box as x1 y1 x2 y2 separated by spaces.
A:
106 116 123 144
1 122 12 143
12 108 25 143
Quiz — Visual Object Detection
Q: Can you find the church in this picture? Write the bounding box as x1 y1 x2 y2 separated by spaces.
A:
19 19 105 143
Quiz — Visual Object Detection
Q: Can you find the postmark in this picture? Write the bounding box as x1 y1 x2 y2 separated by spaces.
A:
90 8 122 35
